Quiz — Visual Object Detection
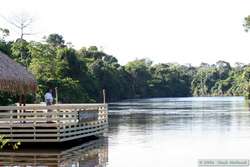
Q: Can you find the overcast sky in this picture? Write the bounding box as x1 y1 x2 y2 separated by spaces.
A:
1 0 250 65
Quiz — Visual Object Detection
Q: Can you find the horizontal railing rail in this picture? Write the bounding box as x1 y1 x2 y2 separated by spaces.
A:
0 103 107 111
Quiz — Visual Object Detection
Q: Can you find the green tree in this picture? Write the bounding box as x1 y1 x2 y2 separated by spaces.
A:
0 28 9 40
125 59 152 98
11 39 31 66
46 33 65 47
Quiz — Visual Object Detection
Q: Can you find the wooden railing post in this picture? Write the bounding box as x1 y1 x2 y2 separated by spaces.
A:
103 89 106 104
34 109 36 140
55 87 58 104
56 109 60 141
10 110 13 139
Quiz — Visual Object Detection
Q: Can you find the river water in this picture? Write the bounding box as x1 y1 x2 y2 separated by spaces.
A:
2 97 250 167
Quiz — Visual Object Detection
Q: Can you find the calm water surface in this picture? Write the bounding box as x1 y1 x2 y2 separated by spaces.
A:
2 97 250 167
107 97 250 167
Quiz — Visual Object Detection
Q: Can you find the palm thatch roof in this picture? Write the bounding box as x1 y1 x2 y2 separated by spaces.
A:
0 51 37 94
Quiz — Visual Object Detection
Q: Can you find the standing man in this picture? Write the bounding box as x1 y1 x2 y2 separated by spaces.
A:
45 89 53 106
44 89 53 122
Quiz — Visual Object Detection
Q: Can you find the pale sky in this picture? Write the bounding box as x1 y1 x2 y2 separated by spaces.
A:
1 0 250 65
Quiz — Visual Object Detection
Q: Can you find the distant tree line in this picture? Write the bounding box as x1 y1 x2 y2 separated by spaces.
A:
0 32 250 105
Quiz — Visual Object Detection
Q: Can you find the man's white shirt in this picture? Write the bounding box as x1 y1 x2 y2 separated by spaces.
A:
45 92 53 103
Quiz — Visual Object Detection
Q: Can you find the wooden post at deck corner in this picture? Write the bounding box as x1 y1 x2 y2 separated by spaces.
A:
55 87 58 104
102 89 106 104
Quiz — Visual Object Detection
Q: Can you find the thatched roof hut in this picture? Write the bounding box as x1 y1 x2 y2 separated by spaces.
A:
0 51 37 95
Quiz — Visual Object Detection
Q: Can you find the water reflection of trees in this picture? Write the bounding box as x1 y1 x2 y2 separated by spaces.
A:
0 137 108 167
109 98 250 137
109 114 195 131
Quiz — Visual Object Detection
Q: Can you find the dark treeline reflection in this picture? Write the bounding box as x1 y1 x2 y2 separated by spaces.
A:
1 33 250 105
108 97 250 135
0 137 108 167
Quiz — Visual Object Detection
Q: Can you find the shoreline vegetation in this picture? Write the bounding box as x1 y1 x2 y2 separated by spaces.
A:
0 33 250 105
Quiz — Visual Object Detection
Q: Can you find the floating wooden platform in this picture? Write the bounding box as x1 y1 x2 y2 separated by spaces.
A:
0 104 108 142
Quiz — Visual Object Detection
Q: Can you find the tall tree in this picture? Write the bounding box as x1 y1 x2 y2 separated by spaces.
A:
2 13 33 40
46 33 65 47
243 15 250 32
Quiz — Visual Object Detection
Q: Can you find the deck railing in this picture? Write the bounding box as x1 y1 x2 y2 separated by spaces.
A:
0 104 108 142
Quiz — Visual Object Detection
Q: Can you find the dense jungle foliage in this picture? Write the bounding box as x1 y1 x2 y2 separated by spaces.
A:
0 32 250 105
